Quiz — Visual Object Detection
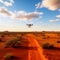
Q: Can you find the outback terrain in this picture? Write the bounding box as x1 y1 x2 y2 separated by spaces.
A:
0 31 60 60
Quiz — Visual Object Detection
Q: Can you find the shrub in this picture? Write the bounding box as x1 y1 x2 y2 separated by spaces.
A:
42 43 49 48
4 35 28 48
5 37 22 48
0 38 2 42
1 34 5 37
42 43 54 49
57 41 60 43
0 37 5 42
11 39 22 48
4 53 16 60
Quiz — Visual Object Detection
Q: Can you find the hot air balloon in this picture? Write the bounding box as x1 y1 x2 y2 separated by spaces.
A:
26 24 33 28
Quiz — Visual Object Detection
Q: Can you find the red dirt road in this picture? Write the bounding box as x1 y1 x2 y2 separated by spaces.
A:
26 34 48 60
0 34 48 60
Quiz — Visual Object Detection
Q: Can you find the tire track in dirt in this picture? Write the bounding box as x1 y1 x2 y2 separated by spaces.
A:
26 34 48 60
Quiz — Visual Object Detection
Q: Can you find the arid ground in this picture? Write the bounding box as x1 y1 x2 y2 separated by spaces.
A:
0 31 60 60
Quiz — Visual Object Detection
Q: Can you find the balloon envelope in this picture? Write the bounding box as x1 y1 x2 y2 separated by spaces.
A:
26 24 33 28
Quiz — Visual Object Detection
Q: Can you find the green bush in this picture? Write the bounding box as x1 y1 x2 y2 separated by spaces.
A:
49 44 54 48
5 37 22 48
4 53 15 60
42 43 54 49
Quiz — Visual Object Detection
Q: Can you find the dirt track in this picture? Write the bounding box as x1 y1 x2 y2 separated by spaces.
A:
26 34 48 60
0 34 48 60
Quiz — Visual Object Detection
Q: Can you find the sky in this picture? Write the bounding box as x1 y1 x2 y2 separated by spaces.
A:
0 0 60 32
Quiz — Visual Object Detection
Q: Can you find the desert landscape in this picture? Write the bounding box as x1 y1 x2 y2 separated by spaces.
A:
0 31 60 60
0 0 60 60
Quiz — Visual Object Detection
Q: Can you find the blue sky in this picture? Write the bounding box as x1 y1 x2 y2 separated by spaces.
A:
0 0 60 32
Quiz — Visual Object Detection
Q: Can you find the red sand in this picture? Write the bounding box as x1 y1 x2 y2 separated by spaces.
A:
0 33 48 60
0 32 60 60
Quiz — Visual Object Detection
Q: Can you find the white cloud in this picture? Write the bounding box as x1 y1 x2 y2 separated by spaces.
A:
13 11 43 20
35 2 41 9
58 9 60 11
49 19 60 22
10 0 14 3
49 14 60 22
0 0 3 2
0 0 14 6
36 0 60 11
56 15 60 18
0 7 43 20
0 7 13 16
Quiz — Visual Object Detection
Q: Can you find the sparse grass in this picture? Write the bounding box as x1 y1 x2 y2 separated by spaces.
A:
4 53 17 60
0 32 60 60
